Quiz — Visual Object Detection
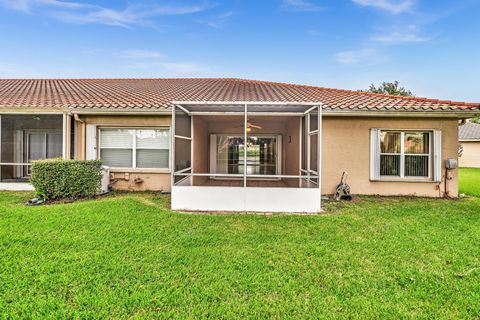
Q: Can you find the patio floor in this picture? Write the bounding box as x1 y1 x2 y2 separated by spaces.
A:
200 179 289 188
0 182 34 191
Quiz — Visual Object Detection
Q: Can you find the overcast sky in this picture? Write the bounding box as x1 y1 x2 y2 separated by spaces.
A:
0 0 479 102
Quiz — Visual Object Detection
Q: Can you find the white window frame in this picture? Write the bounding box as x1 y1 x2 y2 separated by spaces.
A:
378 129 433 180
98 127 171 171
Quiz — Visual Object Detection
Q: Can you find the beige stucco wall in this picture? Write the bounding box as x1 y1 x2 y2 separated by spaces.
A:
192 116 208 185
74 114 459 197
459 141 480 168
74 114 172 192
284 117 301 187
321 117 459 197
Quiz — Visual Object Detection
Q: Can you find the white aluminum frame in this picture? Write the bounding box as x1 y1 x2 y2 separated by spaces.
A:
378 130 433 179
299 106 321 185
171 106 193 186
243 103 247 187
171 102 323 213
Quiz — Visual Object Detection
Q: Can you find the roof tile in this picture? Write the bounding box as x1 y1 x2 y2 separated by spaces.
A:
0 78 478 112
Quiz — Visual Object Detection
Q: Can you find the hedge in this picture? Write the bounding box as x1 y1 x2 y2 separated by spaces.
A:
30 159 103 200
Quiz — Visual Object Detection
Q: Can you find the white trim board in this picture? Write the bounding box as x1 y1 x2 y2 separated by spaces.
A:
172 101 319 105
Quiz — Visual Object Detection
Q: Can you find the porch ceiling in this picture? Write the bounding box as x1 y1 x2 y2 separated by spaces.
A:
174 102 317 114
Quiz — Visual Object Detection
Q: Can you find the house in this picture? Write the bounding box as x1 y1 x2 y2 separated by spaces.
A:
0 78 479 212
459 121 480 168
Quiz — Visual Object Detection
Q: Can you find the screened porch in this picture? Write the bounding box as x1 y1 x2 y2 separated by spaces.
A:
171 102 322 213
0 114 69 189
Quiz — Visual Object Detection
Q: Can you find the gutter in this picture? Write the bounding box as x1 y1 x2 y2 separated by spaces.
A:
459 139 480 142
70 109 172 115
70 102 480 118
321 110 480 119
1 105 479 119
69 108 480 118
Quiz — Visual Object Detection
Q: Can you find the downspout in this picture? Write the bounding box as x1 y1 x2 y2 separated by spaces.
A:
73 113 85 159
62 113 67 159
73 113 84 123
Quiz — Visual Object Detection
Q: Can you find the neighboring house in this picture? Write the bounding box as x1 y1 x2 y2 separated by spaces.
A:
459 121 480 168
0 78 479 212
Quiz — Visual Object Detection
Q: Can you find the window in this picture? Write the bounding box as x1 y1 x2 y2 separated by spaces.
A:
371 128 441 182
99 128 170 169
379 131 431 178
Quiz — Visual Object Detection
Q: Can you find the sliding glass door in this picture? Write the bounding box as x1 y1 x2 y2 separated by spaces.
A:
213 135 280 176
25 131 62 175
27 132 62 161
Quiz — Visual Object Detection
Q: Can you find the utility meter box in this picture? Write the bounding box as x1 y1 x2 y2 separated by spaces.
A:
445 158 458 169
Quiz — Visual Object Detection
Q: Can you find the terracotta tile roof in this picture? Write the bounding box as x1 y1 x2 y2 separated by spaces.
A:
459 122 480 140
0 78 479 113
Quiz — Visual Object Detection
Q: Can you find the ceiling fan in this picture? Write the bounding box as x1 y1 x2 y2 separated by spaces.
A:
238 119 263 133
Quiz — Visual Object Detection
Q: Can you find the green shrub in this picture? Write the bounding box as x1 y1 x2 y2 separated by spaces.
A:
30 159 103 200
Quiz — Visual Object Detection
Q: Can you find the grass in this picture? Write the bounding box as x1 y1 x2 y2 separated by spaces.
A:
459 167 480 197
0 168 479 318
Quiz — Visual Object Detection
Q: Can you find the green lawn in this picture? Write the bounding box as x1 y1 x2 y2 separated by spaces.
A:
459 167 480 197
1 191 479 319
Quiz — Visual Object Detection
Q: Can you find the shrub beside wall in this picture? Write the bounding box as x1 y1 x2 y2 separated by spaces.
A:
30 159 103 200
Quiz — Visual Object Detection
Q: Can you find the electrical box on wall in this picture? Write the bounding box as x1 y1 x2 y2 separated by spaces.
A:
445 158 458 169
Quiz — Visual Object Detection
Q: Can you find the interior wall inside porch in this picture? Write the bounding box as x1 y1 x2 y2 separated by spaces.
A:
191 115 301 187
